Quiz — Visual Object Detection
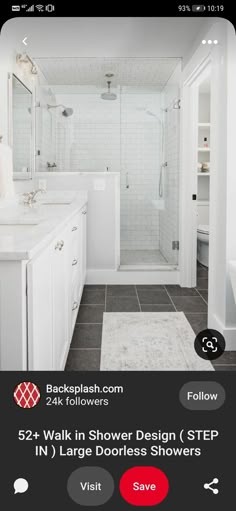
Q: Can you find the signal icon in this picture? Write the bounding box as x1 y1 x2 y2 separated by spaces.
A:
26 4 34 11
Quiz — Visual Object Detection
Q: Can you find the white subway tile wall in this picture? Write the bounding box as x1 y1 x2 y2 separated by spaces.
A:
55 94 121 172
120 93 161 250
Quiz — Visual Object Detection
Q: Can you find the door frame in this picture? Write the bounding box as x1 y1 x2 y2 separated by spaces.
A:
179 54 212 288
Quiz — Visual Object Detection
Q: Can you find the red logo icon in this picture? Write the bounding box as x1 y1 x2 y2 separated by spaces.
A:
13 382 41 409
119 466 169 506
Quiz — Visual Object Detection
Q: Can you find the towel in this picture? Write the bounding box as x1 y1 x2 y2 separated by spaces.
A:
0 143 15 199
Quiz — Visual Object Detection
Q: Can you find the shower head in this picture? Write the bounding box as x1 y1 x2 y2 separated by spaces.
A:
101 74 117 101
62 107 73 117
47 104 74 116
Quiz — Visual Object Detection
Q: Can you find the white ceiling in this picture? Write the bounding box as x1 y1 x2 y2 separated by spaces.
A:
34 57 181 87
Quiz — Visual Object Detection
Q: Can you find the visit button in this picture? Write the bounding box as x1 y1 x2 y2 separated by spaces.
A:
119 466 169 506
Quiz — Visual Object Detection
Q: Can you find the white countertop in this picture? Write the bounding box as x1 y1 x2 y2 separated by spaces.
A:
0 191 88 261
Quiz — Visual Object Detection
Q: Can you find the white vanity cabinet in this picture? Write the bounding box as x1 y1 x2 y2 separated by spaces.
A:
28 207 87 370
69 205 87 338
0 200 87 371
28 223 71 371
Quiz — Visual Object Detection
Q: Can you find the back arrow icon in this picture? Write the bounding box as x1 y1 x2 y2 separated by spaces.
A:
22 37 28 46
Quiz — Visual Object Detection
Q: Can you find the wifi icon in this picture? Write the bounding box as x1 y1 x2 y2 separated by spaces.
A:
36 4 44 10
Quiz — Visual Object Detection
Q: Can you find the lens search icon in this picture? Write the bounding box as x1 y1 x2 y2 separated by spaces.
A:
14 478 29 495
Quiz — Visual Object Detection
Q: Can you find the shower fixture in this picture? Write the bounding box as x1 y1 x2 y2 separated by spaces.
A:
163 99 181 112
101 74 117 100
47 104 74 116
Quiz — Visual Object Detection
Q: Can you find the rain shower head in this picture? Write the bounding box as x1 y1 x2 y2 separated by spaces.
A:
47 104 74 116
101 74 117 100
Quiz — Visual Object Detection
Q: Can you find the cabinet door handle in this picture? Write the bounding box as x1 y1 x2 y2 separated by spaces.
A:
72 259 78 266
72 301 79 311
72 226 78 231
55 240 64 251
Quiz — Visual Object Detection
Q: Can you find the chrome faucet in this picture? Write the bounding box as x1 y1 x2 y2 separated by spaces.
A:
23 188 46 206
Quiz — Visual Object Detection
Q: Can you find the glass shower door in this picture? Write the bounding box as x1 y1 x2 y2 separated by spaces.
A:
120 87 180 268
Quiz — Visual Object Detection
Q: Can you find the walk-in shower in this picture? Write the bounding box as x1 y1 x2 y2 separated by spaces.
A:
120 71 180 269
34 56 180 269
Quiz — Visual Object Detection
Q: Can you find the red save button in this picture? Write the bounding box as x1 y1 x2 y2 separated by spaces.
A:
119 466 169 506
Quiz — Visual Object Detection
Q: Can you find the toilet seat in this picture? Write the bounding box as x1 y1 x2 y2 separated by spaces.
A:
197 224 209 235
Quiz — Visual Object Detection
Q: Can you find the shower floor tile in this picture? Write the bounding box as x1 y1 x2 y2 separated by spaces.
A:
120 250 168 265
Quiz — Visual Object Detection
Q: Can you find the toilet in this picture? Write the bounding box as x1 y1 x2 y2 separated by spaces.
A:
197 202 209 267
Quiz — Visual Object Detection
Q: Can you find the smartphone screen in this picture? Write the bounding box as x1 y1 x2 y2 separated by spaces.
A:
0 3 235 508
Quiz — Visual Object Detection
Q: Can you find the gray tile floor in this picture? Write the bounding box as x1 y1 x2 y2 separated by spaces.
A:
65 263 236 371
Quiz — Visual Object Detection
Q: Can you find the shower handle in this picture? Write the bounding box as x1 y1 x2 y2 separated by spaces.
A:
125 172 130 189
159 162 167 198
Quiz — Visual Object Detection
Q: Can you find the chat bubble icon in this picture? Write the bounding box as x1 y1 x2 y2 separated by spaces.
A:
14 478 29 494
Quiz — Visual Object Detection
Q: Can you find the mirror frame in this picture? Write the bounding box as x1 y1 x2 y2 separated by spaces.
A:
8 73 35 180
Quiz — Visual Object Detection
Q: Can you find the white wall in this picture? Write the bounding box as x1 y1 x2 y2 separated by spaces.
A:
181 19 236 348
0 44 35 147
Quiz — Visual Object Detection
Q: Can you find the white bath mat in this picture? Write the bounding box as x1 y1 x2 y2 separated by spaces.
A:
101 312 214 371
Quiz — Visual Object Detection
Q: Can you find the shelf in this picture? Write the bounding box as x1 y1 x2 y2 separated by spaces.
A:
198 147 210 151
197 172 210 176
198 123 211 127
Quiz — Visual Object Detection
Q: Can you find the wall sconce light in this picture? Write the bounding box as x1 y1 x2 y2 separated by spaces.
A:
16 53 38 75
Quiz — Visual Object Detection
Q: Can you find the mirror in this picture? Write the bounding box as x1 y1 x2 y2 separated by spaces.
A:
11 74 33 179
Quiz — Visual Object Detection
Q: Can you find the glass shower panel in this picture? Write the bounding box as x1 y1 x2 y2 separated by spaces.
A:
159 91 180 266
120 87 180 267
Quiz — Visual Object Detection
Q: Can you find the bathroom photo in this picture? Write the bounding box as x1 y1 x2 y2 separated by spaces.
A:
0 16 236 371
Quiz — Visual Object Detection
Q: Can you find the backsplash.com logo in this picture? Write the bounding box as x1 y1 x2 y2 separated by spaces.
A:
13 382 41 408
